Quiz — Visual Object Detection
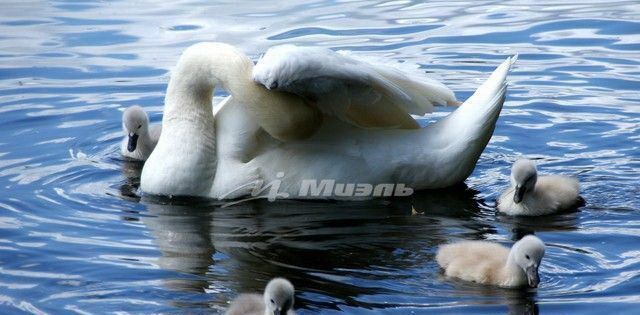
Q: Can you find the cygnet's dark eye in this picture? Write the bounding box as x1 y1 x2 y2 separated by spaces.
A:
525 254 530 260
137 124 142 129
270 299 275 304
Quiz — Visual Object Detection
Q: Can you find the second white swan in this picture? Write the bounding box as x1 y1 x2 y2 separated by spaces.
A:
140 42 516 199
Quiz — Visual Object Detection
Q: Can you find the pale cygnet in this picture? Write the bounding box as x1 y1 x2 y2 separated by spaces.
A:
226 277 296 315
436 235 546 288
121 106 161 161
498 159 581 216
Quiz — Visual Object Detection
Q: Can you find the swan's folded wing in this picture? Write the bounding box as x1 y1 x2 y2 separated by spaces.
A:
252 45 457 129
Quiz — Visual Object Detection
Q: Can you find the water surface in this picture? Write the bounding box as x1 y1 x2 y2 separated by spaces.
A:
0 0 639 314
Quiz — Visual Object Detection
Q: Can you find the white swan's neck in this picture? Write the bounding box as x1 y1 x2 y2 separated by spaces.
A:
164 43 253 123
143 43 255 196
166 42 320 142
142 42 320 196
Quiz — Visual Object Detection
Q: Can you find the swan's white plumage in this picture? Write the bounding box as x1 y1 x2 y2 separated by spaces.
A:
141 42 516 199
498 159 581 216
226 278 296 315
252 45 458 129
121 106 161 161
436 235 545 288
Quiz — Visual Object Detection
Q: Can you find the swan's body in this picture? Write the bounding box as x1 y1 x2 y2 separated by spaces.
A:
226 278 296 315
141 42 516 199
436 235 545 288
498 159 581 216
121 106 161 161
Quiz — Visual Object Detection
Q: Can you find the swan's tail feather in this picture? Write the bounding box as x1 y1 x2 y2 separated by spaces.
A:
422 55 516 187
347 51 459 115
473 55 516 131
432 55 516 141
374 66 459 115
463 54 516 109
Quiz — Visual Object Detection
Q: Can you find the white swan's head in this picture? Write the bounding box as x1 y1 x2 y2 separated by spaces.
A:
252 44 303 90
263 278 295 315
511 159 538 204
122 106 149 152
511 235 545 288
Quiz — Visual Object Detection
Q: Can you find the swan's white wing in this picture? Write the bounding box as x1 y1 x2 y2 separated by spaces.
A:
252 45 458 129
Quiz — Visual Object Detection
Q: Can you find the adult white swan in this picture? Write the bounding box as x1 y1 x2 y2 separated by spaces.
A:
141 42 516 199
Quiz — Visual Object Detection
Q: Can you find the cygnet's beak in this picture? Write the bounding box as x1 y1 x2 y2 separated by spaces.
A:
273 307 285 315
526 265 540 288
127 133 139 152
514 185 526 204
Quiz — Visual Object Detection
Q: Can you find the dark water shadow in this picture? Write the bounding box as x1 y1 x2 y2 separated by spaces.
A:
116 158 144 201
119 161 536 312
496 210 581 241
440 275 539 315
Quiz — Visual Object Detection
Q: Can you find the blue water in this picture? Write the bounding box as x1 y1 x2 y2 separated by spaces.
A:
1 1 639 314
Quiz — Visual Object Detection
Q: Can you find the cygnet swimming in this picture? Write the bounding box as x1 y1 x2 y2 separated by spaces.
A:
498 159 581 216
436 235 545 288
121 105 161 161
226 277 296 315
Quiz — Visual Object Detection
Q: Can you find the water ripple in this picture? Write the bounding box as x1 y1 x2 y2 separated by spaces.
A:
0 0 639 314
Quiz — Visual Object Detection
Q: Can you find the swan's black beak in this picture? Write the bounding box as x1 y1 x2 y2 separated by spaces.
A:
514 185 526 204
526 265 540 288
127 133 139 152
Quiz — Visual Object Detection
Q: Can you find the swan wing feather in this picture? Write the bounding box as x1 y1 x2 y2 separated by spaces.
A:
252 45 457 129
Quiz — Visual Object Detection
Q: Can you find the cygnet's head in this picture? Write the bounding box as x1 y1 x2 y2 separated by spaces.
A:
511 159 538 204
263 278 294 315
122 106 149 152
511 235 545 288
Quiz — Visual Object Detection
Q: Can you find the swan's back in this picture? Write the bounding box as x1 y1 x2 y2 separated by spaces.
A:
437 241 509 285
225 294 263 315
225 293 296 315
535 175 580 209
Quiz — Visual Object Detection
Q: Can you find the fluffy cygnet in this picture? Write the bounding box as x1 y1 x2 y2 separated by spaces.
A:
121 106 161 161
226 278 296 315
436 235 546 288
498 159 581 216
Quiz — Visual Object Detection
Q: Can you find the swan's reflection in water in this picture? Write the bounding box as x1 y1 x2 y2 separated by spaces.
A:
118 159 144 201
498 211 580 242
122 162 540 312
143 201 214 292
